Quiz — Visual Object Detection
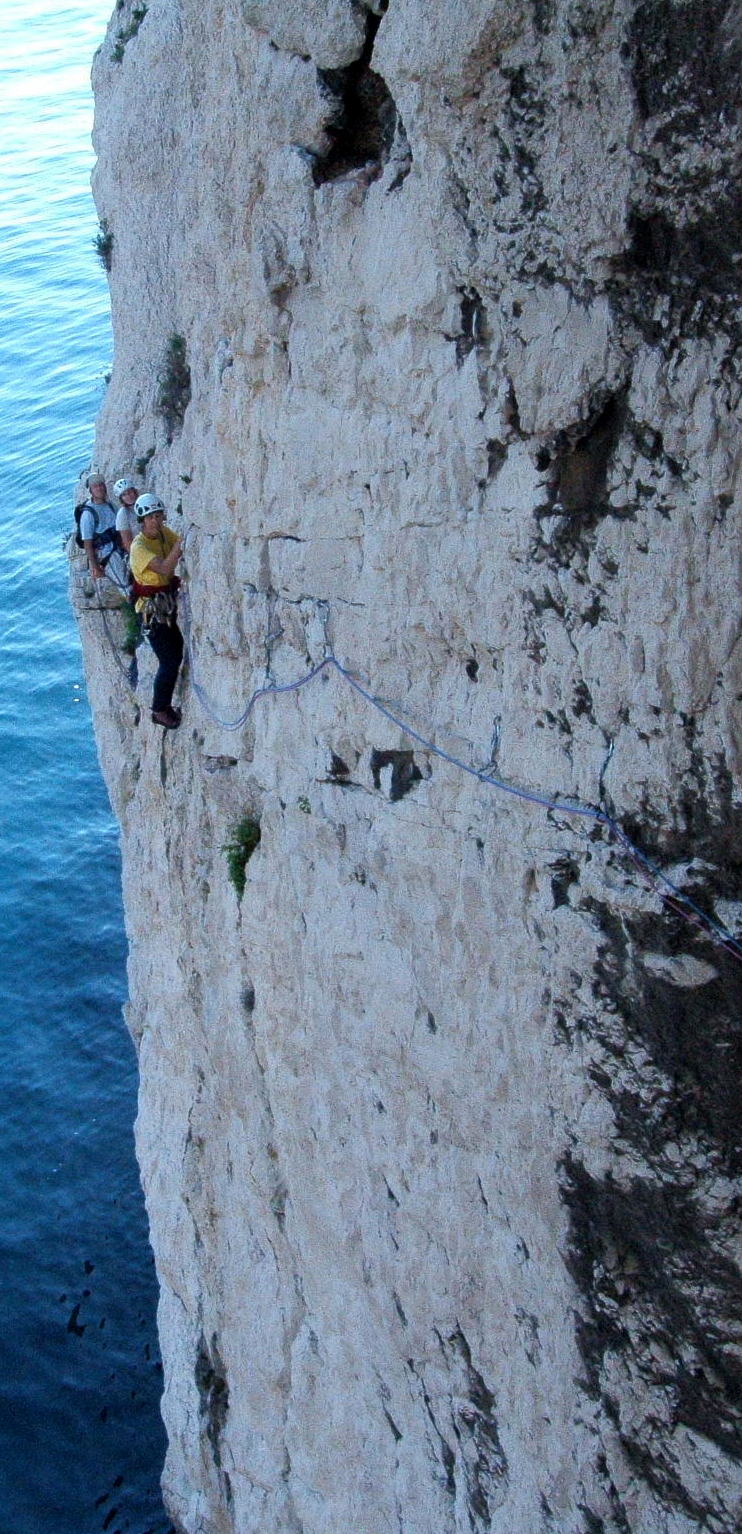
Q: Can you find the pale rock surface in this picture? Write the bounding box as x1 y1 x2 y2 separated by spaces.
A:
74 1 742 1530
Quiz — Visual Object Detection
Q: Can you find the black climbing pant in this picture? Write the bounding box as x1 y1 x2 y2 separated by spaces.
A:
147 619 184 713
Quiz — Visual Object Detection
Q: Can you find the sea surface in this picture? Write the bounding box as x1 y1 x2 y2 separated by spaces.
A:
0 3 170 1530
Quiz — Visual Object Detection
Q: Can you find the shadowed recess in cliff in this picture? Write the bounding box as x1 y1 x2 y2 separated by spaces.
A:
561 1157 742 1518
584 892 742 1172
631 0 741 126
615 0 742 337
555 824 742 1522
312 5 410 186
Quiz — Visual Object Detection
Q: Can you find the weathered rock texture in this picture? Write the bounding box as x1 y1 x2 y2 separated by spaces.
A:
75 1 741 1530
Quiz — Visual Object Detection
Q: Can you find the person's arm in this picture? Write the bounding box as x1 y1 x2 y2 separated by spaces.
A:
146 538 182 580
84 538 106 580
115 510 133 553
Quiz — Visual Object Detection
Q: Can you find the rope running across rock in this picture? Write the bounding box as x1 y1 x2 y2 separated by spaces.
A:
81 534 742 964
175 570 742 965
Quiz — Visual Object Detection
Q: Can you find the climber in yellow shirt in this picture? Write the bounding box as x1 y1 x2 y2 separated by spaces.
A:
130 494 184 729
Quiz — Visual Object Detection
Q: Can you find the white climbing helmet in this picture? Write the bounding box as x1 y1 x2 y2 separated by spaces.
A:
134 493 166 520
114 477 137 497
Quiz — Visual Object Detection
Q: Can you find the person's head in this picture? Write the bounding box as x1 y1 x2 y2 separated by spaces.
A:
134 492 167 534
114 476 138 506
86 472 107 502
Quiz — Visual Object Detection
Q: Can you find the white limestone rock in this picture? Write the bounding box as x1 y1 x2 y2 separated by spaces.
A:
76 0 742 1530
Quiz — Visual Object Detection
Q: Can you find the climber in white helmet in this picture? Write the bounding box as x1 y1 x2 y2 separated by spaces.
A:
129 494 184 730
113 476 139 553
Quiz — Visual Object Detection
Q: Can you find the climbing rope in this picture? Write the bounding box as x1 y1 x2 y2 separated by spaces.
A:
176 575 742 964
78 525 742 963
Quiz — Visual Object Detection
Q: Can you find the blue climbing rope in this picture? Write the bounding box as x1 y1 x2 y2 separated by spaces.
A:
177 578 742 963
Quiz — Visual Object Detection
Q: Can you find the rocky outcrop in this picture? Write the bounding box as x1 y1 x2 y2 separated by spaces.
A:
76 1 741 1530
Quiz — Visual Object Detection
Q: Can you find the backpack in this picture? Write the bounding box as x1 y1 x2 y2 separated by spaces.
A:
74 501 120 561
74 501 94 548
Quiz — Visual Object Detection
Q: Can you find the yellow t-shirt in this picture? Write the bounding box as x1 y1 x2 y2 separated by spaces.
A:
130 526 179 611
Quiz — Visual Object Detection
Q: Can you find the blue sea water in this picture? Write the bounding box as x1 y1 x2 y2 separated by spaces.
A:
0 3 170 1530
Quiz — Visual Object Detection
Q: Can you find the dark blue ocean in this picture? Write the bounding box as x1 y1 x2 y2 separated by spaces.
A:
0 3 169 1530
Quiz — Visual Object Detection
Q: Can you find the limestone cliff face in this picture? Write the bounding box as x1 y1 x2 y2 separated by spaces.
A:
76 1 741 1530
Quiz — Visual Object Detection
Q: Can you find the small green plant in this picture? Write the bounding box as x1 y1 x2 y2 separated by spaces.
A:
297 796 311 814
157 334 192 443
112 3 147 61
223 816 261 899
121 606 142 655
93 219 113 272
180 472 192 485
135 445 155 476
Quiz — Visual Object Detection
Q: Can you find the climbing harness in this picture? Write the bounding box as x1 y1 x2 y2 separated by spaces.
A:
135 585 179 634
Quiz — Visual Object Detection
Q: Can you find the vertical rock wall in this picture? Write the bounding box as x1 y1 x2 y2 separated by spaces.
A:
77 1 741 1529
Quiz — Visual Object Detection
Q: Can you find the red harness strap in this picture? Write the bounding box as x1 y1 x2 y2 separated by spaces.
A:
131 575 181 600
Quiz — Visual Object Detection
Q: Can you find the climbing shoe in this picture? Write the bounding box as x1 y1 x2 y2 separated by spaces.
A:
152 707 181 729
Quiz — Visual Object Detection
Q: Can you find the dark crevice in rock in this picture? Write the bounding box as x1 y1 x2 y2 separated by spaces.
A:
312 9 408 188
384 1408 402 1443
578 1510 606 1534
531 0 555 35
486 438 507 480
442 1326 509 1527
405 1357 456 1498
195 1334 230 1471
370 748 423 802
552 392 626 516
550 853 579 909
455 287 487 364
